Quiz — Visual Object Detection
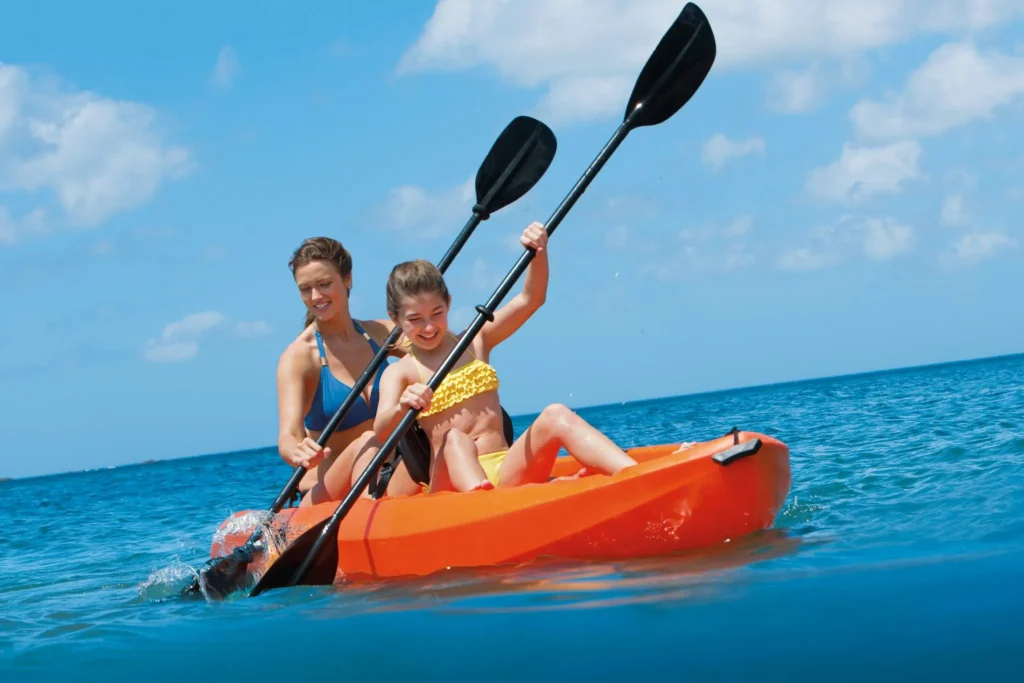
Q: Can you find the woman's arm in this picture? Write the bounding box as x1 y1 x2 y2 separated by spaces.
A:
478 221 549 352
276 346 330 469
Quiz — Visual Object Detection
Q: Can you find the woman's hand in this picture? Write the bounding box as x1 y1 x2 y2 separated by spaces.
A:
520 221 548 253
400 383 433 413
287 437 332 469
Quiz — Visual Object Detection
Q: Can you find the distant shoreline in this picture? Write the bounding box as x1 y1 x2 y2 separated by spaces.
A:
4 349 1021 483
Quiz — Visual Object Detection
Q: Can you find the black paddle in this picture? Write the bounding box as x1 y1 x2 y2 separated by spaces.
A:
184 114 557 600
247 2 717 598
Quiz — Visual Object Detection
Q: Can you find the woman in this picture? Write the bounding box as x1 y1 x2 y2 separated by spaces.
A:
374 222 637 494
276 236 418 505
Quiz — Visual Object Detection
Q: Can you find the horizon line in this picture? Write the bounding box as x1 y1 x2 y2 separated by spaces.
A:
4 349 1021 483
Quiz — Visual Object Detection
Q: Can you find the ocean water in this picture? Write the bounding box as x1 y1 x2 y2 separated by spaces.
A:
1 354 1023 681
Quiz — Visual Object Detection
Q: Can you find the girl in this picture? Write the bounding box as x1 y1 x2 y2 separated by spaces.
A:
373 222 637 493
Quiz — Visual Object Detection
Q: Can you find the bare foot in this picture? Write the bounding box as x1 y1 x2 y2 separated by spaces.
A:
550 466 597 483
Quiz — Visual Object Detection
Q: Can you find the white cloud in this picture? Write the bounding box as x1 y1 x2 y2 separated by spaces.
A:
701 134 765 172
398 0 1024 124
862 217 914 260
932 190 1016 268
161 311 224 341
143 311 269 363
470 256 493 290
679 213 753 243
766 64 827 114
235 320 272 337
0 207 15 245
779 223 841 270
0 205 48 246
0 62 190 232
643 213 756 280
940 194 969 227
805 140 923 204
211 46 239 88
143 340 200 363
779 246 839 271
940 231 1017 267
535 75 635 125
0 65 23 141
375 177 474 239
602 223 659 253
143 311 224 363
780 215 915 269
851 42 1024 142
767 57 871 114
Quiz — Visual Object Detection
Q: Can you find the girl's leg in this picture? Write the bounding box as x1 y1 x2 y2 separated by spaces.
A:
301 430 380 506
429 428 492 493
498 403 637 487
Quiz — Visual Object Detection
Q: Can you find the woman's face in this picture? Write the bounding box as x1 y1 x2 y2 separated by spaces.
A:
394 292 450 351
294 260 351 323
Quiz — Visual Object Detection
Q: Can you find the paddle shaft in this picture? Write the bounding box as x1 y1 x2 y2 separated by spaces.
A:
250 5 715 595
265 209 482 516
266 125 546 511
274 119 640 592
233 125 549 553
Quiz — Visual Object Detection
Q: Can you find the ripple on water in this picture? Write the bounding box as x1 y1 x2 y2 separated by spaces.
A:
0 355 1023 673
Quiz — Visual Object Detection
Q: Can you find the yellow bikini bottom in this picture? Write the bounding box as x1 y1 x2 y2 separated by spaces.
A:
421 450 508 493
478 449 508 486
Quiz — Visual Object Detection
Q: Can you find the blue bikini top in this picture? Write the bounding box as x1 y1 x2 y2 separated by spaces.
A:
303 321 385 433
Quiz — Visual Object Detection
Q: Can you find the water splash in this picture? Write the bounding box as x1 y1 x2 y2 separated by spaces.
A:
136 557 202 602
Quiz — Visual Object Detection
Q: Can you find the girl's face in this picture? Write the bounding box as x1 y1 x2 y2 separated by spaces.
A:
294 260 351 323
394 292 449 351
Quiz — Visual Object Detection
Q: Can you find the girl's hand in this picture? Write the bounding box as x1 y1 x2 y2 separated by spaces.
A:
520 221 548 253
401 383 433 413
289 437 331 469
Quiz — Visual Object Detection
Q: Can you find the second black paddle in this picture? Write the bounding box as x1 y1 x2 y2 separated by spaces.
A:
186 115 557 600
247 2 717 598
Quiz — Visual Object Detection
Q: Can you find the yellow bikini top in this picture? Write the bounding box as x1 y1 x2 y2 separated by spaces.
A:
412 333 500 418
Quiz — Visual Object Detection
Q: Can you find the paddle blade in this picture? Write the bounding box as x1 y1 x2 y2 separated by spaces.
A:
195 547 256 600
625 2 716 129
249 518 339 595
475 116 557 214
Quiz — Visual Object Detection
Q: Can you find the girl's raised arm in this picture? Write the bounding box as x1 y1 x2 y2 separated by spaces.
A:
478 221 549 352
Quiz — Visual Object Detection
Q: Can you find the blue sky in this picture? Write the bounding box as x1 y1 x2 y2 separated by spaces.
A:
1 0 1022 478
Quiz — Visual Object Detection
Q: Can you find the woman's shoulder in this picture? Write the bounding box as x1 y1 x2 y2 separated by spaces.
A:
277 327 319 375
358 318 393 339
359 318 407 356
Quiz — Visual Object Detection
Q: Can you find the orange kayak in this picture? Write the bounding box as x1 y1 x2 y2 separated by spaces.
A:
210 429 790 584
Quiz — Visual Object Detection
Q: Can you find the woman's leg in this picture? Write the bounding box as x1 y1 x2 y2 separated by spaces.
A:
300 430 379 506
429 428 492 493
382 459 424 497
498 403 636 487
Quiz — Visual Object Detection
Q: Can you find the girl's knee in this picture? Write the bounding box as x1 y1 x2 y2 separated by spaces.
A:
539 403 573 427
441 427 472 447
